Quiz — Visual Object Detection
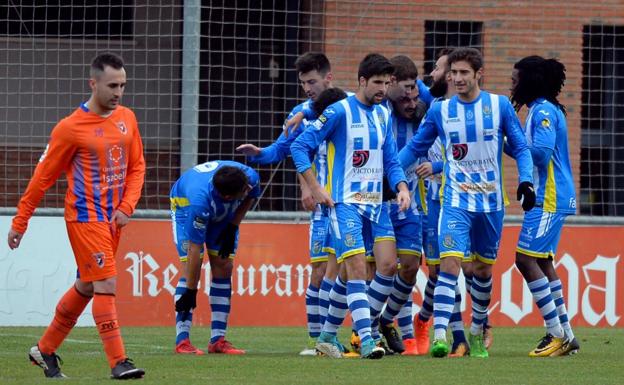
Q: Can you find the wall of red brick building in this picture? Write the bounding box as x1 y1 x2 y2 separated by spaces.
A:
323 0 624 214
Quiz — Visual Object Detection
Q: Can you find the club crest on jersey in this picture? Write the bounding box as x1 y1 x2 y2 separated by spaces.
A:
344 234 356 247
318 114 328 124
312 241 322 254
452 143 468 160
442 234 454 248
117 121 128 134
482 105 491 116
352 150 369 168
92 252 105 268
465 110 474 121
541 118 551 129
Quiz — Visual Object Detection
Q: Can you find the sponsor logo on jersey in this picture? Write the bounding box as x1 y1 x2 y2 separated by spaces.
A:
193 216 206 230
39 144 49 163
352 150 370 168
109 145 124 163
318 114 327 124
452 143 468 160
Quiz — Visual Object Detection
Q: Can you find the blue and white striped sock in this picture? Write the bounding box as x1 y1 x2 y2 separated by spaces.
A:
174 278 193 344
305 283 321 338
347 280 373 345
322 277 348 335
433 272 458 341
209 277 232 344
380 275 414 326
318 277 333 327
528 277 563 338
469 275 492 336
397 297 414 340
549 279 574 340
449 284 466 344
418 276 436 322
367 272 394 341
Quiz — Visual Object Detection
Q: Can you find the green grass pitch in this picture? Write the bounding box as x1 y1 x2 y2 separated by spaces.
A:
1 326 621 385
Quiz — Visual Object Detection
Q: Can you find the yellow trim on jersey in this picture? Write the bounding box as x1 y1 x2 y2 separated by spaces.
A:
170 197 190 211
440 251 465 259
322 247 336 255
326 141 336 194
418 179 428 215
425 258 441 265
516 247 551 259
208 249 236 260
543 160 557 212
374 236 396 243
366 254 376 263
310 256 330 263
338 247 366 263
501 156 510 206
462 252 476 263
474 253 496 265
397 249 422 257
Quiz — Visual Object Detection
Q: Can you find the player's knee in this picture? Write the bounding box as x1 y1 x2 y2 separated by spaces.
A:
376 259 397 276
310 262 327 286
92 277 117 294
472 260 492 279
515 252 534 275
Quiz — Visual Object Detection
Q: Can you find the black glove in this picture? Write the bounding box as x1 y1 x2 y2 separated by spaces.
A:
517 181 536 212
382 176 397 202
175 288 197 312
217 223 238 259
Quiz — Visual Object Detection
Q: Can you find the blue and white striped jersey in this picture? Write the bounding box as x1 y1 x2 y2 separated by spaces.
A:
170 160 261 245
426 137 444 202
524 98 576 214
399 91 533 212
291 95 407 222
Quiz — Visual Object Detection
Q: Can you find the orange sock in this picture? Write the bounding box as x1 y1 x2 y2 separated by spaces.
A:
39 285 92 355
93 293 126 368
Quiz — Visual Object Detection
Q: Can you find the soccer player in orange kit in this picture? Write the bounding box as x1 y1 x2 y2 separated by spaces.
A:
7 53 146 380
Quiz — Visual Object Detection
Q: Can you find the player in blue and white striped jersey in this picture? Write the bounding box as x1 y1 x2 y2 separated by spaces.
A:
236 53 347 356
292 53 410 359
510 56 578 357
374 55 425 356
170 161 260 355
412 47 482 357
399 48 536 358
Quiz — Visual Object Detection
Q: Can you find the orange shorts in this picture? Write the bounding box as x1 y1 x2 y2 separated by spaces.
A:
66 221 121 282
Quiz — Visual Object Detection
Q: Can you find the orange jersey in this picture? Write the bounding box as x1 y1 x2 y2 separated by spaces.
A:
12 103 146 233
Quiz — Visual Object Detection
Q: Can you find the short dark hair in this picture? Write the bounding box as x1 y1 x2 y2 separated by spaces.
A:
389 55 418 81
90 53 124 77
312 87 347 116
295 52 331 75
358 53 394 81
447 47 483 72
213 166 249 198
436 47 456 61
511 55 567 115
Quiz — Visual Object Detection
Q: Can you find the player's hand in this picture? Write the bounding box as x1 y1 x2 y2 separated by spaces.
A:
396 190 411 212
283 112 304 137
517 181 536 211
415 162 433 178
110 210 130 235
175 288 198 312
217 223 238 259
236 144 261 157
7 229 23 250
300 185 316 211
311 186 334 208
